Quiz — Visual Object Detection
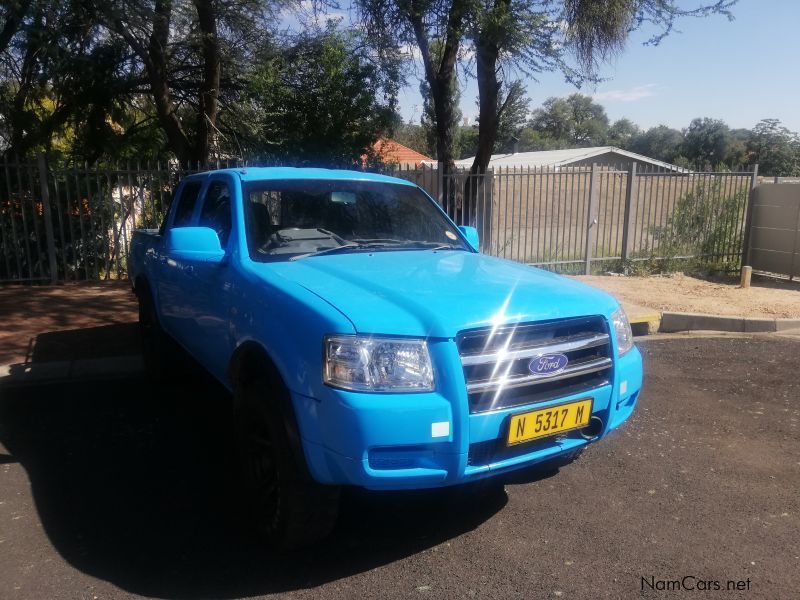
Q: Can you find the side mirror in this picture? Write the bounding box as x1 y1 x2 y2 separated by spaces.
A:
459 226 480 252
167 227 225 263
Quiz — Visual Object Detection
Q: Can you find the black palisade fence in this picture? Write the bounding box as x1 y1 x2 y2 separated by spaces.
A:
0 155 758 283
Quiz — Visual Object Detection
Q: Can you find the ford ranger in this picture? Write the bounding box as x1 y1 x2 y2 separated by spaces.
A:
128 167 642 547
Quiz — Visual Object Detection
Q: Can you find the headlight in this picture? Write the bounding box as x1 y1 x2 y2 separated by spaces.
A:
323 335 434 392
611 307 634 356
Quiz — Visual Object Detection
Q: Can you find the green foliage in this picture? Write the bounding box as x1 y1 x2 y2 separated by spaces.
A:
527 93 609 148
607 118 640 148
682 117 732 170
237 28 398 167
648 181 748 272
420 81 461 161
746 119 800 176
0 1 399 167
517 127 566 152
0 0 164 163
393 123 431 158
458 126 479 160
494 81 531 153
456 80 530 159
626 125 686 165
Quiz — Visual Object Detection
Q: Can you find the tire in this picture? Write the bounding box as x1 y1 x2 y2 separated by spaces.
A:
136 284 176 383
234 373 340 549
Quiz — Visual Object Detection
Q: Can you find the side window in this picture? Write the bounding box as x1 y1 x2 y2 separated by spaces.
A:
172 182 202 227
199 180 232 247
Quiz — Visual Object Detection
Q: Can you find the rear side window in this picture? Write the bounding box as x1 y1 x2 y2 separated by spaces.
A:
199 180 232 247
172 182 202 227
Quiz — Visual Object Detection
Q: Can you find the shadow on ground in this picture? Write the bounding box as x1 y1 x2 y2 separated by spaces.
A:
0 282 137 365
0 326 532 598
24 323 140 362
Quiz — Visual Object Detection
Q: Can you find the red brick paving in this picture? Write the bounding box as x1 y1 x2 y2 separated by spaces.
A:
0 282 138 366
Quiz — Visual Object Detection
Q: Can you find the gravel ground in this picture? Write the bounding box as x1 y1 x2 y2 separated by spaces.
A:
1 335 798 599
574 273 800 319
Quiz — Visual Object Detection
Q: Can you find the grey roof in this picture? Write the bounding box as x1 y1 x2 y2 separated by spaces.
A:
453 146 687 172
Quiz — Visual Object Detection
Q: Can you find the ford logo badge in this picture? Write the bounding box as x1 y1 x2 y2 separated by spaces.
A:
529 353 569 377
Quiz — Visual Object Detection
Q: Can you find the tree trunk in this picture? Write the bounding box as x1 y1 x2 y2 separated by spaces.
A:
466 0 510 225
430 83 456 172
407 0 468 217
192 0 220 165
147 0 192 165
465 36 501 226
471 43 501 176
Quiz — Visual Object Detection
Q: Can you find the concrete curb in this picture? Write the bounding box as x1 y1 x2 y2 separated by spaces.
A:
0 355 143 385
659 312 800 334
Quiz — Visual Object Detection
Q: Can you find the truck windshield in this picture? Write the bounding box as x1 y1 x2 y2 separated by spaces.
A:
244 180 470 261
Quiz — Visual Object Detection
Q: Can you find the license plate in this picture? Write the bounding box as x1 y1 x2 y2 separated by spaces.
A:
507 398 593 445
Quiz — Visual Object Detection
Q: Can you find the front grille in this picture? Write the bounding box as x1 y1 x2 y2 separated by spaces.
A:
457 316 613 414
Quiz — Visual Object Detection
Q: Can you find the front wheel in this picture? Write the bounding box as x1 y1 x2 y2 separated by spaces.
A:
234 375 340 549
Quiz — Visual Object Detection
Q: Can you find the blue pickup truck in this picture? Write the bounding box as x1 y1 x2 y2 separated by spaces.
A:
129 167 642 547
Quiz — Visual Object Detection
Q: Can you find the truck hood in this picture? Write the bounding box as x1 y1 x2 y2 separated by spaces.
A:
265 250 619 338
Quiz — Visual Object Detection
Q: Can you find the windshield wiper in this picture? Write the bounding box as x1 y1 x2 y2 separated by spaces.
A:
317 228 347 244
290 239 465 261
289 243 366 261
352 238 465 251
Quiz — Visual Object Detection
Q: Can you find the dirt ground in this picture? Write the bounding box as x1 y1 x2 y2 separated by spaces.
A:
0 282 137 365
575 273 800 319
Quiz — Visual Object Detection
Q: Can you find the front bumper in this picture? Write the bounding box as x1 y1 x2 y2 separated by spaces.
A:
292 340 643 490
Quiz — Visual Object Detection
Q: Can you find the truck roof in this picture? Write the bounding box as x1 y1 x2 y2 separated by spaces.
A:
182 166 417 186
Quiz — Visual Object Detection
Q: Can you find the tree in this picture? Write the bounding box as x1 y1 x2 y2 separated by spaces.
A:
420 73 462 161
726 128 750 169
746 119 800 176
517 127 564 152
454 79 529 159
99 0 228 165
529 94 609 147
628 125 685 164
0 1 32 56
356 0 471 174
682 117 731 170
236 28 399 167
466 0 736 180
1 1 116 157
608 118 640 148
493 81 530 153
458 125 479 159
393 122 430 157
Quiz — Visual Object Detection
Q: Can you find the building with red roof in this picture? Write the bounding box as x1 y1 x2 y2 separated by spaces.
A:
372 139 432 168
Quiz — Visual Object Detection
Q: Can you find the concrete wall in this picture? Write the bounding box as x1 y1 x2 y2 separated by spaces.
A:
747 184 800 278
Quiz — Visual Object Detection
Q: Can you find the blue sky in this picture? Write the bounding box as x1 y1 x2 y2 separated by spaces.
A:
393 0 800 132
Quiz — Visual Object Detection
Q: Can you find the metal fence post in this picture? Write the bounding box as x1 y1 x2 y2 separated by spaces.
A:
740 163 759 268
37 153 59 284
621 163 637 262
584 163 599 275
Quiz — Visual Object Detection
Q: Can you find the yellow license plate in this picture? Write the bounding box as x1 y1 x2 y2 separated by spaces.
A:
507 398 593 445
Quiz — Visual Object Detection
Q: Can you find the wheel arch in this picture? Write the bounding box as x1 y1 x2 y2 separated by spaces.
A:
228 340 284 390
228 341 312 479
